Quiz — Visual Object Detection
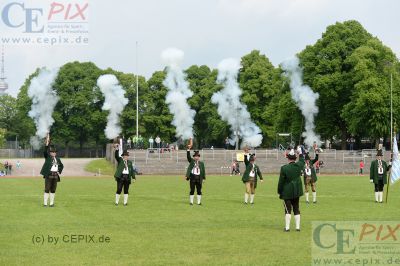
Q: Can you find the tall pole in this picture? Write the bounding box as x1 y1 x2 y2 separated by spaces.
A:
391 73 393 148
386 72 393 203
235 107 239 150
136 41 139 139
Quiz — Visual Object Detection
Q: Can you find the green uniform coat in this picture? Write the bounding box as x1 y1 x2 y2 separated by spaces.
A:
278 156 305 200
304 153 319 182
40 145 64 182
370 159 390 184
242 162 263 188
186 151 206 181
114 150 136 184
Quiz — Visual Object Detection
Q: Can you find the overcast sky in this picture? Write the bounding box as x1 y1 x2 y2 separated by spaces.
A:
1 0 399 97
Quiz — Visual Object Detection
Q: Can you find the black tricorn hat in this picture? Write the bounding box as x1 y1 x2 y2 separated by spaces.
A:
122 150 129 156
49 145 57 152
249 154 256 161
376 149 383 157
193 150 200 157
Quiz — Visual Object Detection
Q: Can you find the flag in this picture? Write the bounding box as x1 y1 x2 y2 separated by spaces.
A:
391 137 400 184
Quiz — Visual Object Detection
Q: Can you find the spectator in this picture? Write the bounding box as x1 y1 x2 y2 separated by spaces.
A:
4 161 8 175
132 136 138 149
16 160 22 169
155 136 161 149
149 136 154 149
359 160 364 175
224 137 229 150
230 160 240 176
378 137 384 150
349 137 355 151
127 138 132 149
138 135 144 149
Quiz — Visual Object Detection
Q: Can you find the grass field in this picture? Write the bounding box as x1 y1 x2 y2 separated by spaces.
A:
0 174 399 265
84 158 115 176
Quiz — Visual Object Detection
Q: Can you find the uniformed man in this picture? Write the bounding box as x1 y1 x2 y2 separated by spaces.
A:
370 149 391 203
278 146 305 232
304 150 319 204
40 134 64 207
114 144 136 206
186 143 206 205
242 153 263 204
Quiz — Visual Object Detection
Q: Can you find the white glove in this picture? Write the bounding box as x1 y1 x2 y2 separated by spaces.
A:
370 179 373 183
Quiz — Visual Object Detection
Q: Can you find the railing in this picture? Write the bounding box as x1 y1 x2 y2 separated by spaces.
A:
318 149 337 160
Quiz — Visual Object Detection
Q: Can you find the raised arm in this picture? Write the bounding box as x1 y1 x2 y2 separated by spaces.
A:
114 147 122 163
186 150 193 163
44 133 50 158
244 153 249 167
43 146 49 158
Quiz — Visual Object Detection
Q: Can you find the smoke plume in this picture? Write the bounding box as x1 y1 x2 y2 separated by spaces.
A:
281 56 321 147
212 58 263 148
161 48 195 140
97 74 128 139
28 67 60 150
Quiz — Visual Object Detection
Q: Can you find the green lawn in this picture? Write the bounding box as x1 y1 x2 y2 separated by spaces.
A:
84 158 115 176
0 175 399 265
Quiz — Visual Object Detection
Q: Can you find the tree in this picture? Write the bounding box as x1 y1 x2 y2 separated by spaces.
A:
186 65 228 148
239 50 283 147
51 62 104 156
141 70 174 143
15 70 38 147
299 20 373 148
341 38 400 144
0 95 18 140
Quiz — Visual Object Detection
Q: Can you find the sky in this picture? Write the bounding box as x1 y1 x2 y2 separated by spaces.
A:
1 0 399 97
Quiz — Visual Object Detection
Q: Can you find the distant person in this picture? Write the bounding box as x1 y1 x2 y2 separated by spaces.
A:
359 160 364 175
114 144 136 206
149 136 154 149
155 136 161 149
242 154 263 204
349 137 355 151
278 146 305 232
132 135 138 149
378 137 384 150
127 138 132 149
186 142 206 205
224 137 229 149
4 161 8 175
40 133 64 207
138 135 144 149
16 160 22 169
230 160 240 176
370 149 390 203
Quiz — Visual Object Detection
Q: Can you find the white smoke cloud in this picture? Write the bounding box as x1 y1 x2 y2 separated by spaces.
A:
28 67 60 150
97 74 128 139
281 56 321 147
212 58 263 148
161 48 195 140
